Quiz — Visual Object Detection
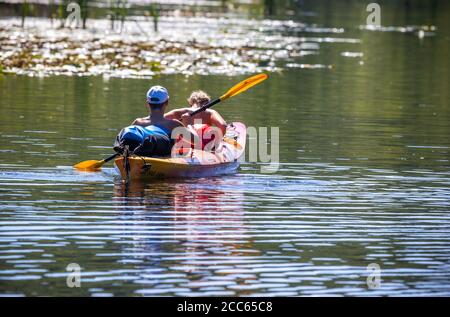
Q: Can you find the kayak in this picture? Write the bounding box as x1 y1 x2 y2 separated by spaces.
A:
114 122 246 180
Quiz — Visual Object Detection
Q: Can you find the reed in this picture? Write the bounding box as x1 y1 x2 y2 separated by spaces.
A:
79 0 88 29
149 3 159 32
21 0 29 28
109 0 129 32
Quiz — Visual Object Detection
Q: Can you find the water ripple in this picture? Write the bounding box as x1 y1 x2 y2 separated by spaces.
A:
0 162 449 296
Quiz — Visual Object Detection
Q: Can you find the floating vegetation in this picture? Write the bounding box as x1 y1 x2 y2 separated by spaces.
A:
0 16 355 78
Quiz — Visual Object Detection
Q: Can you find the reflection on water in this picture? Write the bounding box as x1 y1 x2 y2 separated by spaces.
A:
113 179 247 244
0 164 449 296
113 179 251 296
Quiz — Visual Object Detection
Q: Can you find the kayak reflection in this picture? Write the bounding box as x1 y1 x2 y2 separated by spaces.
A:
112 178 260 283
113 178 247 242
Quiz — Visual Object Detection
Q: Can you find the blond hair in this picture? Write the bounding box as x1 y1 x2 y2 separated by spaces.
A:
187 90 210 107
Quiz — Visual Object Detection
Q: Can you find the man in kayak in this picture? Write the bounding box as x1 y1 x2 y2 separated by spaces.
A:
165 90 227 150
114 86 193 156
132 85 182 132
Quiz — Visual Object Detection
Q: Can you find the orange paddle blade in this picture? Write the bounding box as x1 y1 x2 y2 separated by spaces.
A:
220 73 268 101
73 159 105 171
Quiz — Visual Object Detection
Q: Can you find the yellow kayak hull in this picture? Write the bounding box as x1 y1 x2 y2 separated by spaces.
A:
114 122 246 180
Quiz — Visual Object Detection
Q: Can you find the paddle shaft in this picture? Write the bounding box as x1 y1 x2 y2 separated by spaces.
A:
104 153 120 163
188 73 267 117
189 98 221 116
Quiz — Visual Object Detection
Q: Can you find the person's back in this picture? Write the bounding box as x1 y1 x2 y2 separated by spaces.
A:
114 86 190 157
132 113 181 138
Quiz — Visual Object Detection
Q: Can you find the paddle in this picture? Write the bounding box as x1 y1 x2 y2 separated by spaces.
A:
73 73 268 171
73 153 119 171
189 73 268 116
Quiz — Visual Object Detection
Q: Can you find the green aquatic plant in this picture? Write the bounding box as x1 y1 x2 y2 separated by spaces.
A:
57 0 68 28
149 3 159 33
21 0 29 28
79 0 88 29
264 0 275 16
108 0 128 33
118 0 128 33
142 3 159 33
146 61 162 72
48 0 57 26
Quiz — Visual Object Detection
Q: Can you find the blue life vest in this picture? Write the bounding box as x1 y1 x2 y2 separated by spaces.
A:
120 124 170 144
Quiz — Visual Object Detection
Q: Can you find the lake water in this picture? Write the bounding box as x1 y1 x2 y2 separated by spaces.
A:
0 1 449 296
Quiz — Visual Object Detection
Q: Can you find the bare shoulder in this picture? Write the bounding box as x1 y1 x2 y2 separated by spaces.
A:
206 109 219 115
132 118 142 125
203 109 217 119
165 108 190 120
169 107 190 113
208 109 225 119
132 117 149 126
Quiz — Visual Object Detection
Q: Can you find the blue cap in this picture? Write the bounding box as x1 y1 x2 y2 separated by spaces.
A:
146 86 169 104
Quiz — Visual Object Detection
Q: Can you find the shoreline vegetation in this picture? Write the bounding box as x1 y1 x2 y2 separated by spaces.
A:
0 0 437 79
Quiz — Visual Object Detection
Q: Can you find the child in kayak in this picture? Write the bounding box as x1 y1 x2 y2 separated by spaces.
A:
165 90 227 150
114 86 193 157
